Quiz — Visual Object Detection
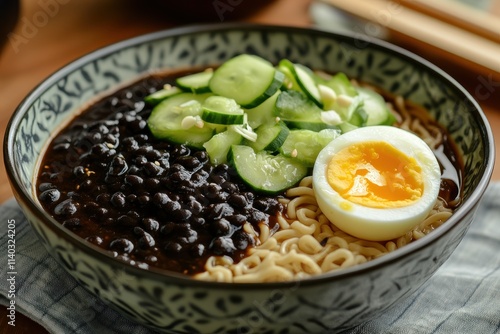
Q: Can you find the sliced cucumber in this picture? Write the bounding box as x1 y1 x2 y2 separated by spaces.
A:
348 105 368 127
357 87 396 126
247 120 289 153
201 96 244 125
147 93 214 149
274 90 332 131
245 90 280 129
209 54 284 108
144 85 183 105
280 129 340 167
228 145 308 194
203 129 242 165
176 70 213 93
323 72 358 97
279 59 323 108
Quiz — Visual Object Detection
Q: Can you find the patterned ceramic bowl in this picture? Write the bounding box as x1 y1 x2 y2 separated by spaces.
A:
4 24 494 333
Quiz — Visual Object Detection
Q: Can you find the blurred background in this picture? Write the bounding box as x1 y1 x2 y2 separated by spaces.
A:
0 0 499 332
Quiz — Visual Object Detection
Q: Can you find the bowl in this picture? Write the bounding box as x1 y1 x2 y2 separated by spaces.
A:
4 24 494 333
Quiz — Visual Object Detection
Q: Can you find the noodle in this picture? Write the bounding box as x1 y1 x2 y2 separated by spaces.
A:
194 176 453 282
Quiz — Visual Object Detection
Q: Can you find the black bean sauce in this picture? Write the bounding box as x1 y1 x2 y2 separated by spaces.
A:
36 73 283 275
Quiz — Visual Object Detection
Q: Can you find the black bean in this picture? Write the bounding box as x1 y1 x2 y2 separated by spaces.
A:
110 192 126 209
109 238 134 254
164 241 182 254
204 183 222 199
38 182 55 192
213 218 232 236
247 208 268 225
136 145 153 156
39 188 60 203
206 203 234 220
227 193 249 209
134 155 148 166
96 193 110 203
164 200 182 215
180 228 198 244
186 196 203 215
141 218 159 232
73 166 86 177
193 150 209 163
173 208 192 221
134 227 155 249
122 137 139 151
125 194 137 204
221 181 239 194
145 149 162 161
143 161 164 176
153 192 170 207
86 235 103 246
108 155 128 176
253 198 282 213
62 218 81 229
144 178 160 191
137 195 150 206
232 230 253 250
171 145 190 157
53 142 71 151
125 174 143 187
177 156 201 170
169 169 191 183
190 244 206 257
226 214 247 226
54 199 77 216
211 236 236 255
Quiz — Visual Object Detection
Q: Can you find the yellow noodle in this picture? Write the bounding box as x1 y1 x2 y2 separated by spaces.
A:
298 235 324 254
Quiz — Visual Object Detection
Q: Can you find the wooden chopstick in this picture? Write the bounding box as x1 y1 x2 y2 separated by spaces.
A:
400 0 500 44
318 0 500 75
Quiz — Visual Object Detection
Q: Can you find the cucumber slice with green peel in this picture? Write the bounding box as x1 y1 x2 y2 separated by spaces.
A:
201 96 244 125
323 72 358 97
203 129 242 165
357 87 396 126
247 120 289 152
279 59 323 108
147 93 215 149
228 145 308 195
144 85 183 105
209 54 285 108
274 90 333 131
245 91 280 129
278 61 301 91
280 129 341 167
348 105 368 127
176 70 213 93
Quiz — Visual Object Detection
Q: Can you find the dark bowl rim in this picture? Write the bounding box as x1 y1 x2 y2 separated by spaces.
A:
4 22 495 290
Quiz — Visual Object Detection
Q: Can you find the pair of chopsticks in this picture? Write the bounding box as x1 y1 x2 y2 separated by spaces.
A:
318 0 500 76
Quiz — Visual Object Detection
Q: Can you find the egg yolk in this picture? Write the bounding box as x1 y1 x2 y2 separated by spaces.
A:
326 141 424 208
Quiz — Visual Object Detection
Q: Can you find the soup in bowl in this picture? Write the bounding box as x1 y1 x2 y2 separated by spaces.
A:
4 24 494 333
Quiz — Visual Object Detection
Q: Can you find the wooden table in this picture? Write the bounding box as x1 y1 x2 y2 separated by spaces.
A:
0 0 498 332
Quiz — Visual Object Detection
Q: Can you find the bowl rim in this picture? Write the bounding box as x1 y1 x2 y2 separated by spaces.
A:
4 23 495 289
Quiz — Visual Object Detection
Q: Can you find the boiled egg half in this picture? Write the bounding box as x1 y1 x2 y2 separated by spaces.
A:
312 126 441 241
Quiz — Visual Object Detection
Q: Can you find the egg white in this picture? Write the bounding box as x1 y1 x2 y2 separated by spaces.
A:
312 126 441 241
